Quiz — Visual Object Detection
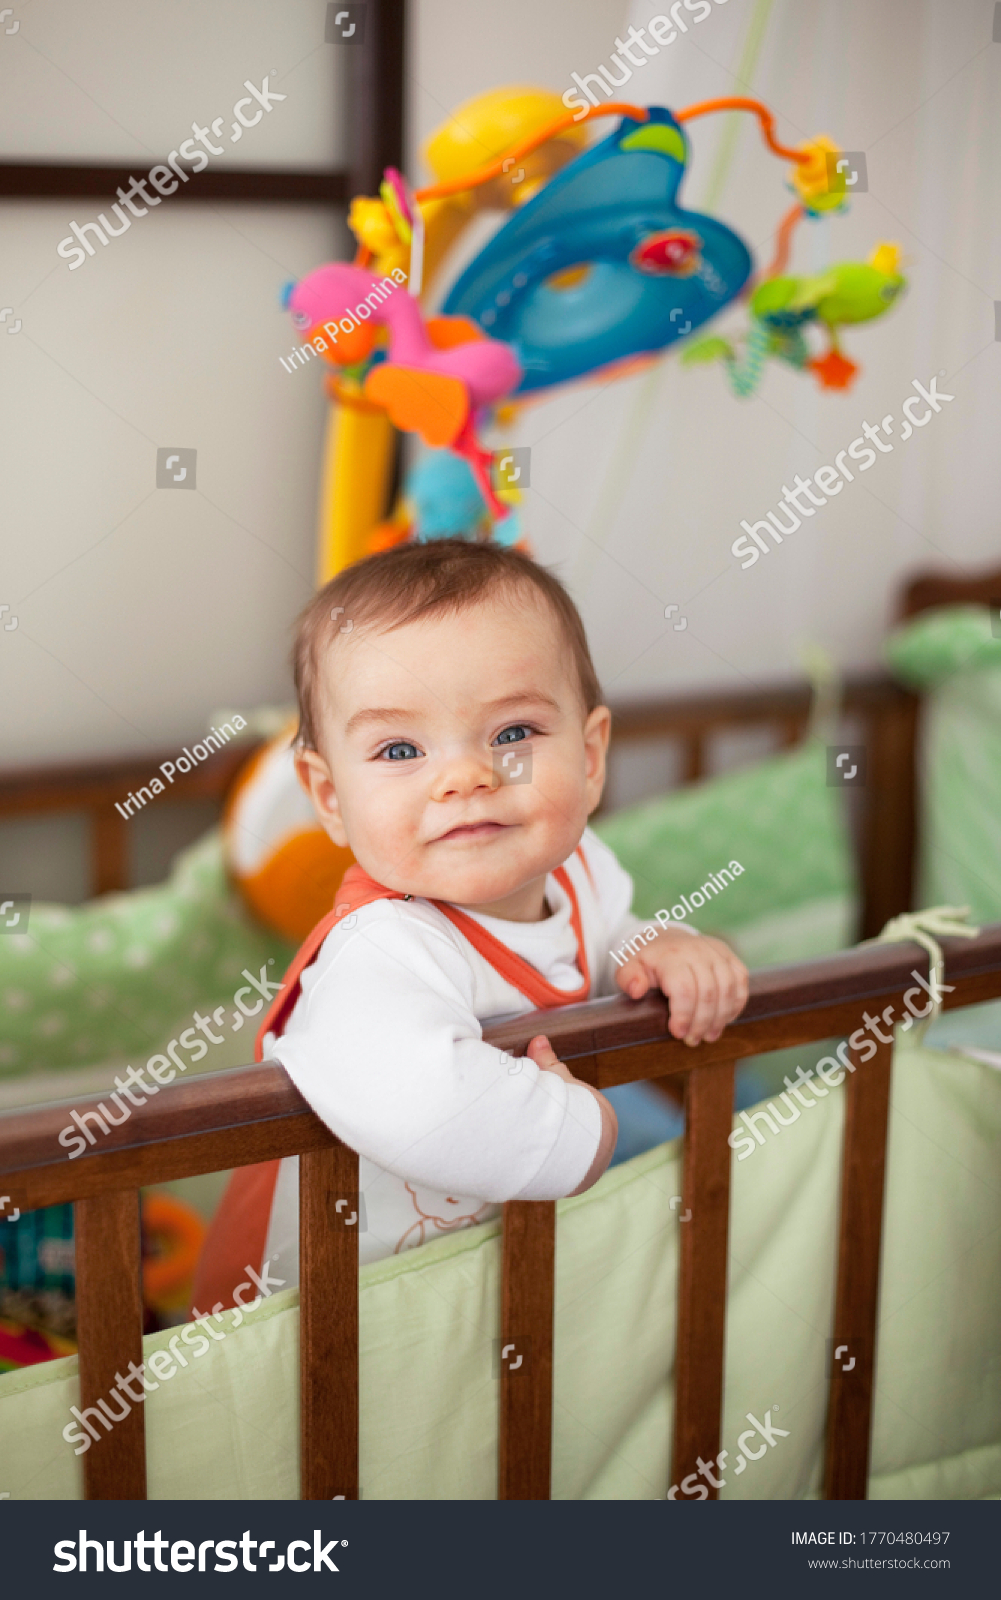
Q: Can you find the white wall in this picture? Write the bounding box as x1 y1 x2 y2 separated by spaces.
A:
457 0 1001 698
0 0 349 773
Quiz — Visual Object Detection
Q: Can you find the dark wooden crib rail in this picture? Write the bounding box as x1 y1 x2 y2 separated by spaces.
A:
2 926 1000 1501
0 739 262 897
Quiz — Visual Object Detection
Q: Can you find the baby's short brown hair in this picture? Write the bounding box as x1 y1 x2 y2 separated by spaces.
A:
293 539 603 751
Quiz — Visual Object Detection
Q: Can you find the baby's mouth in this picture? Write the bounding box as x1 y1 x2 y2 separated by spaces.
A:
434 820 508 843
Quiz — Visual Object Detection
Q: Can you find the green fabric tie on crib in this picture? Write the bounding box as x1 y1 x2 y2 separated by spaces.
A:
868 905 981 1045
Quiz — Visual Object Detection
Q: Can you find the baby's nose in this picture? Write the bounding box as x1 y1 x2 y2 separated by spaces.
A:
429 750 497 801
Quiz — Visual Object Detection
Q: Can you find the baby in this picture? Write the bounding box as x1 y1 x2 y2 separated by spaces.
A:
260 539 748 1273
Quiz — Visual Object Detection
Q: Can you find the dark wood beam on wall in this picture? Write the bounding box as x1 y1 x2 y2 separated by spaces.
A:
346 0 407 508
0 164 349 203
348 0 406 198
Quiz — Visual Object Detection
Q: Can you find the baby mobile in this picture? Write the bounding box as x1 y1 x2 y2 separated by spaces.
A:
282 90 906 564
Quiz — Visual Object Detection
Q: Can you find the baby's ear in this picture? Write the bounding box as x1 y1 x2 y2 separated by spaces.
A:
294 747 348 846
583 704 612 811
292 746 318 796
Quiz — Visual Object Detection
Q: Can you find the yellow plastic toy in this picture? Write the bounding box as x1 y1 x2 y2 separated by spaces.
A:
315 86 587 584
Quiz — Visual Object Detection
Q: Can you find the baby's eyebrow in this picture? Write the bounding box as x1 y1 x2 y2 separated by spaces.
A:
343 690 561 740
343 706 418 738
484 691 562 717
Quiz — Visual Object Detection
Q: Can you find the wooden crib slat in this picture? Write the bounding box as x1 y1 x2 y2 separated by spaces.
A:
499 1199 556 1499
824 1034 894 1499
299 1143 359 1499
671 1061 736 1499
682 733 704 783
74 1189 146 1499
93 807 129 896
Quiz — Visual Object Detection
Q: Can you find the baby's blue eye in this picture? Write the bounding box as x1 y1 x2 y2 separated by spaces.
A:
494 724 531 746
382 741 420 761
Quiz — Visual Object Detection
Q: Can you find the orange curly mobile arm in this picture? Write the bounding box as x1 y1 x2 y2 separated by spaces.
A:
356 99 809 265
765 202 807 278
675 97 812 165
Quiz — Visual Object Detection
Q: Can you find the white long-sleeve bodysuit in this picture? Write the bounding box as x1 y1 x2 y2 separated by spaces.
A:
264 828 690 1274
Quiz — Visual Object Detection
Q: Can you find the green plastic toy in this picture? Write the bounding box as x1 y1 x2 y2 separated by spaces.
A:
683 242 906 395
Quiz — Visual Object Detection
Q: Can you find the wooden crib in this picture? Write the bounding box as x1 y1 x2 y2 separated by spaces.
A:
2 921 999 1501
3 559 1000 1498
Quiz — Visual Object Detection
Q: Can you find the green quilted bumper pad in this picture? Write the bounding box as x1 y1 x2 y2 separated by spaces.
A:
886 606 1001 924
0 830 293 1078
594 737 856 960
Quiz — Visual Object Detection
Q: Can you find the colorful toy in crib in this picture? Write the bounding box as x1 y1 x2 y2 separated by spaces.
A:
225 720 354 945
0 1193 206 1369
0 1201 76 1368
683 242 906 395
141 1192 207 1324
370 448 526 553
287 262 522 522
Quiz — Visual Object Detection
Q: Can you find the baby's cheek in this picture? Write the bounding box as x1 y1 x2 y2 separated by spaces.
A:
525 753 590 832
342 782 414 866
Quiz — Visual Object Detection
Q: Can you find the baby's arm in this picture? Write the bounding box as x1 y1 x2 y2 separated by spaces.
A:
525 1035 617 1194
273 903 607 1203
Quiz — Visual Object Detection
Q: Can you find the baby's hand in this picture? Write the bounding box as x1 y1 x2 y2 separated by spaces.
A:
525 1033 575 1083
615 930 748 1046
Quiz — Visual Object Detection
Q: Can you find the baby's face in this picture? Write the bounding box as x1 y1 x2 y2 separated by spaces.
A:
297 590 610 918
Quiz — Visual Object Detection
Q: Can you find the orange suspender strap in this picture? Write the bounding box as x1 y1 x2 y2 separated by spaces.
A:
436 866 590 1007
195 846 595 1313
188 1157 283 1320
254 844 596 1056
253 874 405 1060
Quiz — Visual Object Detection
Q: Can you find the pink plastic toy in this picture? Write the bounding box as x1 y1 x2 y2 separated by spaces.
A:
288 262 522 517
